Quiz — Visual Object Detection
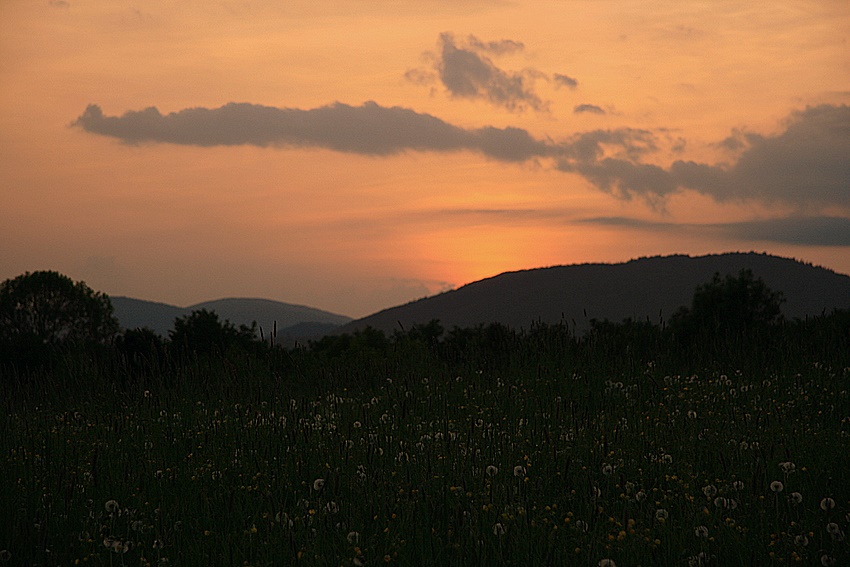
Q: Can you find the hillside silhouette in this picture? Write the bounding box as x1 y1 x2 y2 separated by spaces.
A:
338 252 850 335
111 297 351 340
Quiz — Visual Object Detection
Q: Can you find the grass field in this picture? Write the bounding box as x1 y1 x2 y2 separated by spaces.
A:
2 325 849 566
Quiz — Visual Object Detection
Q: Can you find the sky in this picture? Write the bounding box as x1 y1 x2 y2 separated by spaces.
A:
1 0 849 318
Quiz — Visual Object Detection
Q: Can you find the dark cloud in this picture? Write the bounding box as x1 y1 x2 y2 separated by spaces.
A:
75 100 850 211
466 35 525 55
718 216 850 247
72 101 550 162
578 215 850 247
406 33 581 113
559 105 850 207
574 104 605 114
553 74 578 89
435 32 546 112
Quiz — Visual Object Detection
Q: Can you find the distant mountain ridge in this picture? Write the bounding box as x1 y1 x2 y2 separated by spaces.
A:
338 252 850 335
110 296 352 340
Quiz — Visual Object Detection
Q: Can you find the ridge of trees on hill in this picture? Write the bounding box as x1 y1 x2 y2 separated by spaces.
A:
1 270 849 387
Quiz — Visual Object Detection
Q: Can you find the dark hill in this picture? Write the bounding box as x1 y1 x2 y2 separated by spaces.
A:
338 252 850 335
111 296 351 340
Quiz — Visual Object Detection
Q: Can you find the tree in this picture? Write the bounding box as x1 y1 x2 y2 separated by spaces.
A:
0 271 119 349
168 309 259 356
671 269 785 339
115 327 168 374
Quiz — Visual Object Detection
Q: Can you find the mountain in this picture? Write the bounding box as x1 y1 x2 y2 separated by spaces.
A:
110 296 352 340
338 252 850 335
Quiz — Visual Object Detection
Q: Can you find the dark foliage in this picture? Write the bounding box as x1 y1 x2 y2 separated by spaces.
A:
0 271 119 370
169 309 263 357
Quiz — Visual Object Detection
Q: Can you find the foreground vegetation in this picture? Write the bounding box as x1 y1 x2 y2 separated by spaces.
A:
1 271 849 565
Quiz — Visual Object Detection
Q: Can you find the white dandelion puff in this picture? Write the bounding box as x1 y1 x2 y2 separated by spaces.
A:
347 531 360 544
598 560 617 567
486 465 499 477
789 492 803 504
794 534 809 546
493 522 507 536
820 497 836 511
770 481 784 493
694 526 709 538
104 500 120 515
655 509 668 522
513 465 526 478
702 485 717 498
313 478 325 491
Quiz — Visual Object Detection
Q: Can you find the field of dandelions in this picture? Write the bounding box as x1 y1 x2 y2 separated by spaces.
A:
2 329 849 566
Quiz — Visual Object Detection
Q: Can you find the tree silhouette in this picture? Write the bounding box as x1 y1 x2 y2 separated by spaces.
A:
169 309 259 355
0 271 119 368
671 269 785 340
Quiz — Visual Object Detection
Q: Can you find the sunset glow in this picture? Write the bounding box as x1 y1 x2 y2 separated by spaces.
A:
1 0 848 317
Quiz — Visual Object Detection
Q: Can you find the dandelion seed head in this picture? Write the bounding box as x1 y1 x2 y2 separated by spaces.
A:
694 526 709 538
486 465 499 477
770 481 784 493
313 478 325 491
598 560 617 567
655 509 668 522
513 465 526 478
104 500 120 515
789 492 803 504
493 522 507 536
820 497 836 511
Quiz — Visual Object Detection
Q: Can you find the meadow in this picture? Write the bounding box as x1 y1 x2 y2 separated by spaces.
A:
2 317 849 566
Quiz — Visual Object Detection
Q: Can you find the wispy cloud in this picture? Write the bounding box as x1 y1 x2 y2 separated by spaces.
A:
73 101 550 162
407 33 580 113
74 101 850 211
579 215 850 247
574 104 605 114
553 74 578 89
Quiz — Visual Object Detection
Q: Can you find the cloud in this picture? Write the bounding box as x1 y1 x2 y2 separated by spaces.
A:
718 216 850 247
75 100 850 210
559 105 850 208
73 101 551 162
578 215 850 247
406 33 583 113
434 32 547 112
574 104 605 115
553 74 578 89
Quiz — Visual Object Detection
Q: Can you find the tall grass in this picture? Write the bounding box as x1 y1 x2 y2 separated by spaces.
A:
1 320 849 566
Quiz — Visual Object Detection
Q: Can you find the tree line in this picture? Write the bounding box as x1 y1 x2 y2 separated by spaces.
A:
1 270 848 386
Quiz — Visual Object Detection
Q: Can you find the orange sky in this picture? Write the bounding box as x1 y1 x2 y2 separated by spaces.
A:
1 0 849 317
